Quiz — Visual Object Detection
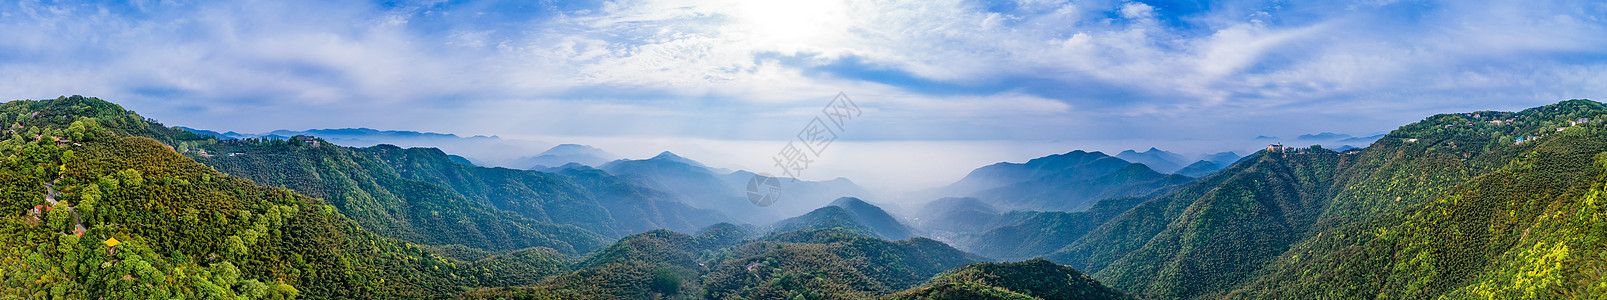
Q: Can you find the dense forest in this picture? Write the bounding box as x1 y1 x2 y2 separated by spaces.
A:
0 96 469 298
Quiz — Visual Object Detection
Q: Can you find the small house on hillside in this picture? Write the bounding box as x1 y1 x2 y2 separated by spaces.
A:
291 136 322 148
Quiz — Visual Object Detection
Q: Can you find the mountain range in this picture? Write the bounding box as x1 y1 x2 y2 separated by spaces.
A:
181 127 555 169
599 151 871 224
8 95 1607 299
769 197 914 240
1114 147 1190 173
518 143 615 169
935 150 1192 212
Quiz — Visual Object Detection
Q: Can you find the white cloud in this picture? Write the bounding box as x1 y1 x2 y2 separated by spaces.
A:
0 0 1604 170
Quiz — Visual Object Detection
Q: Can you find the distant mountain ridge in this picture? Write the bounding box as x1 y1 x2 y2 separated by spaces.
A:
516 143 614 169
600 151 870 224
937 150 1191 212
1114 147 1190 173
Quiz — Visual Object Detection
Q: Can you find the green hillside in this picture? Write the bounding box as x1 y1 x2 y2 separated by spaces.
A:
888 259 1130 300
770 197 914 240
1040 99 1607 299
940 150 1190 212
1229 99 1607 298
461 226 977 300
1093 147 1342 299
959 196 1148 260
191 137 607 253
701 228 977 299
0 96 470 298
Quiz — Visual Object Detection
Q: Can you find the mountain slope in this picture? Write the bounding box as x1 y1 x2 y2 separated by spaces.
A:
939 150 1190 212
913 197 1001 238
191 137 608 253
0 96 475 298
769 197 914 240
1046 147 1319 274
959 196 1149 261
702 228 977 299
888 259 1131 300
1092 147 1343 299
463 226 974 300
976 163 1192 211
1036 99 1607 299
1228 99 1607 299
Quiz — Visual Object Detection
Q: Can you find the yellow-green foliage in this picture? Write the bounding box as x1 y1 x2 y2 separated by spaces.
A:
0 96 474 298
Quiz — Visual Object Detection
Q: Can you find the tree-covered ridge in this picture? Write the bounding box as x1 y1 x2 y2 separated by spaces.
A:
769 197 914 240
941 150 1191 212
1046 147 1281 273
1024 99 1607 299
888 259 1130 300
460 226 981 300
191 136 607 254
460 224 748 299
194 134 732 242
0 96 473 298
1093 146 1343 299
702 228 977 299
956 196 1148 261
1229 99 1607 298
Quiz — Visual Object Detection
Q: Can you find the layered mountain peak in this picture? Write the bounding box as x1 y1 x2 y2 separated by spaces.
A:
521 143 614 168
771 197 914 240
543 143 607 156
1114 147 1189 173
634 150 704 167
828 196 870 207
939 149 1191 211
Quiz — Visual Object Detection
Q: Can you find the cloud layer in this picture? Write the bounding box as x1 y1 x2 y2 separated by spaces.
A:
2 0 1605 167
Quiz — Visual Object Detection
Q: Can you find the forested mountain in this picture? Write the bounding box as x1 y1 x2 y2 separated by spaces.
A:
194 137 730 244
769 197 914 240
0 96 476 298
956 197 1149 261
1015 99 1607 299
1092 147 1343 299
1173 160 1225 177
889 259 1131 300
462 226 978 299
189 137 609 253
937 150 1191 212
1227 100 1607 298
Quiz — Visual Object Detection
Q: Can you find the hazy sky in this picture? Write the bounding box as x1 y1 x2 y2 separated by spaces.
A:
3 0 1606 193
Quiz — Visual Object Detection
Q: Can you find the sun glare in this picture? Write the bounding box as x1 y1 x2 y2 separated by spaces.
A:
732 1 848 49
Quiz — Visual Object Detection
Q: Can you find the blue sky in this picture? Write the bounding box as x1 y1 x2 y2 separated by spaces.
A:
3 0 1606 190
